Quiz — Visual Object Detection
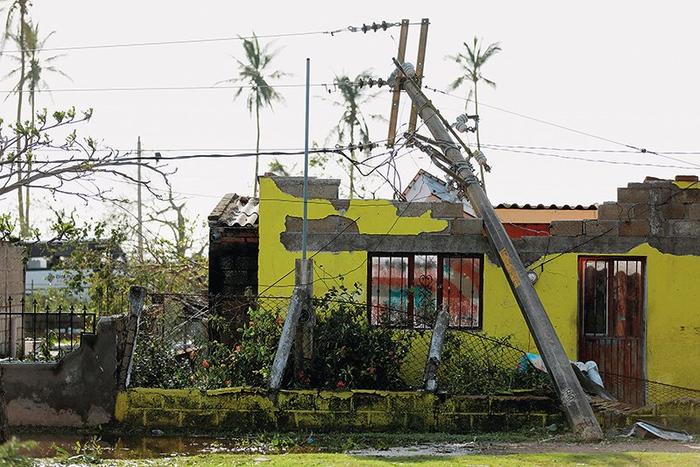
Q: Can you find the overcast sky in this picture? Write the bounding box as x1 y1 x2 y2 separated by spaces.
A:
2 1 700 241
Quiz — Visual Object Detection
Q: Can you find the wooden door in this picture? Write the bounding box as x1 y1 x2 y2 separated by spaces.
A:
578 257 645 405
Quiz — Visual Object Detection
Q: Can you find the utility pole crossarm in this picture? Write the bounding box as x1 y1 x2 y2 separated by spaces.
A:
390 61 603 441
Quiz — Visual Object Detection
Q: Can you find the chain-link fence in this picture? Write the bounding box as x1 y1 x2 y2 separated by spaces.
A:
130 291 551 396
129 290 699 408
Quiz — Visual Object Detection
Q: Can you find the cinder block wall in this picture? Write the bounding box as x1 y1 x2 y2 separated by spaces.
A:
115 387 562 433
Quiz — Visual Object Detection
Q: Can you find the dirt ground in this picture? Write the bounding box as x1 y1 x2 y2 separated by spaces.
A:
348 439 700 458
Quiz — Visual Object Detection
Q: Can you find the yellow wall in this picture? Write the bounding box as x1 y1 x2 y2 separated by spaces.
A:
258 177 700 391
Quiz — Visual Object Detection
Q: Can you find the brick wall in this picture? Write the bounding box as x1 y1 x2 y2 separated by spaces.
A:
115 387 563 433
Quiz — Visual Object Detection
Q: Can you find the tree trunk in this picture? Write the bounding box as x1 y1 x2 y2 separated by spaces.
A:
473 80 486 191
253 103 261 197
16 5 27 237
25 91 34 234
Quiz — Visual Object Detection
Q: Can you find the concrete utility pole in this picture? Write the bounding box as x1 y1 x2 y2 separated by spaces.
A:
136 136 144 262
390 62 603 441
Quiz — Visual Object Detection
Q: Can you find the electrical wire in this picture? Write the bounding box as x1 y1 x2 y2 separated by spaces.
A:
485 146 700 171
1 21 423 54
0 82 398 94
423 85 700 169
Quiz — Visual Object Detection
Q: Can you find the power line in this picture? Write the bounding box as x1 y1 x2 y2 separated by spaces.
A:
0 21 423 54
487 146 700 170
0 82 398 94
423 85 700 169
34 143 700 155
0 144 386 166
482 143 700 155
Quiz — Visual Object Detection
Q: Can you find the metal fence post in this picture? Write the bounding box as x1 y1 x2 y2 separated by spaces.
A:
294 259 314 381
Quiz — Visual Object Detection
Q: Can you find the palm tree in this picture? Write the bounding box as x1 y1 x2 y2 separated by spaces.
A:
220 34 286 196
1 0 30 236
327 72 377 199
448 37 501 188
3 23 70 232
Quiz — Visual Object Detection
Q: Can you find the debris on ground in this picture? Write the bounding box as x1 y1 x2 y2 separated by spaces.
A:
624 420 694 443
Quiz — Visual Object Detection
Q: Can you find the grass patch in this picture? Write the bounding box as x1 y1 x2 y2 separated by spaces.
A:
39 451 700 466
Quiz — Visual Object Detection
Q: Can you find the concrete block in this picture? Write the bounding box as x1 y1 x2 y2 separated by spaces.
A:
597 202 620 220
392 201 431 218
584 220 619 236
352 391 389 412
284 215 359 234
550 220 583 236
619 219 650 237
618 187 650 204
679 189 700 203
430 202 465 219
668 220 700 237
450 219 484 235
440 395 490 414
660 201 688 219
436 413 473 432
688 204 700 220
272 177 340 199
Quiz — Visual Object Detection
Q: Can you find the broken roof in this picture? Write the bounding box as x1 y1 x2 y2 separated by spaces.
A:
403 169 598 212
208 193 259 228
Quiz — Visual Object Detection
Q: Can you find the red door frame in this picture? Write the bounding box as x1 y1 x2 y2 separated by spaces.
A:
577 255 646 405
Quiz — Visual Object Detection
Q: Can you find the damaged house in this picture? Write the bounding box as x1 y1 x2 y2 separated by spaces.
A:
209 172 700 406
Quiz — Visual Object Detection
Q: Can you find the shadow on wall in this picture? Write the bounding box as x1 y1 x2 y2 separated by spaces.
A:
0 285 143 428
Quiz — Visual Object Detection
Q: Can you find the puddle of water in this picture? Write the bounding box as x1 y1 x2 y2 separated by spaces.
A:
348 442 479 457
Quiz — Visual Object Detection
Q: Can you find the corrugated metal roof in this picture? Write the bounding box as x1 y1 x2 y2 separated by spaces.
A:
495 203 597 210
208 193 259 228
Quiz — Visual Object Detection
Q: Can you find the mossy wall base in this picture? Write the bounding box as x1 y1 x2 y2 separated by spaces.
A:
115 388 563 433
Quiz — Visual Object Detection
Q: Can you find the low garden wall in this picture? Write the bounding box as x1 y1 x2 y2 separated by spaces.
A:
115 387 563 433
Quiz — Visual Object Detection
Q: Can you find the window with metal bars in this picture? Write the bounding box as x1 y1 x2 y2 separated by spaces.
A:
579 257 644 337
368 253 483 329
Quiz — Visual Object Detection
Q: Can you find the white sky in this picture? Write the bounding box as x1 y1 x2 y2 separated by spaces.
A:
2 1 700 243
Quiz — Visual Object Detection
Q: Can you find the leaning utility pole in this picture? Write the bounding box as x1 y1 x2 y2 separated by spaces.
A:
390 62 603 441
137 136 144 262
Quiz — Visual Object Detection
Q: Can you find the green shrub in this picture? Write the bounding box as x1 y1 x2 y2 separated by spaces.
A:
438 332 550 394
304 285 413 390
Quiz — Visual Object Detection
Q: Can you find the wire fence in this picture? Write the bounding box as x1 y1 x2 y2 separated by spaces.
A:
128 291 700 409
130 292 552 396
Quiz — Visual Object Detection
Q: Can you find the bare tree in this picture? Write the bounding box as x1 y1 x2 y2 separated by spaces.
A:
1 0 31 237
146 186 205 259
0 107 170 212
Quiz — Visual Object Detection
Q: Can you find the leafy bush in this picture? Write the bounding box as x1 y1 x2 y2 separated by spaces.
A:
130 329 193 389
304 285 413 390
131 301 283 390
190 304 283 389
438 332 551 394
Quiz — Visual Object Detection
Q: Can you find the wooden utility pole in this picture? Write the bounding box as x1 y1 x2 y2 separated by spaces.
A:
137 137 143 261
391 61 603 441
